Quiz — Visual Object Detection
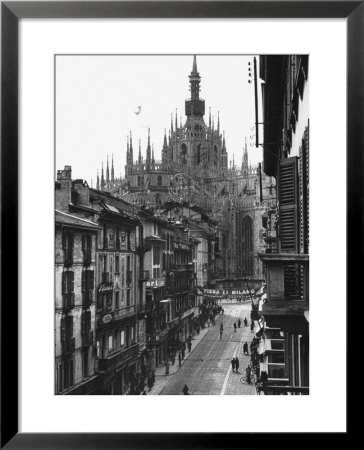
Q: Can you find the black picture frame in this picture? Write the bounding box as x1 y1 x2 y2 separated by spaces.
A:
1 1 357 448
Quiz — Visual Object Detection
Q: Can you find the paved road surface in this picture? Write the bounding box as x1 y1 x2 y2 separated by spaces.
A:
160 302 256 395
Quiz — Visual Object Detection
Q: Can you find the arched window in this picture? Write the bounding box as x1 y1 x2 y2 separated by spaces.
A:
242 216 253 275
157 175 162 186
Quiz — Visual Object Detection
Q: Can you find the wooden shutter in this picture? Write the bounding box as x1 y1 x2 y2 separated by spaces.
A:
60 318 66 341
279 157 298 253
70 271 74 293
81 270 86 292
81 311 86 336
88 270 94 290
62 272 67 294
86 310 91 333
82 233 86 252
87 234 92 250
62 231 67 249
69 233 74 249
68 315 73 339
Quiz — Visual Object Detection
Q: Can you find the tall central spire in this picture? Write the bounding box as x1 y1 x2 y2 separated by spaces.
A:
189 55 201 100
185 55 205 117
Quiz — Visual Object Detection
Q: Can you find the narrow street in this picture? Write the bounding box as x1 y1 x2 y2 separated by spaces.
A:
160 302 256 395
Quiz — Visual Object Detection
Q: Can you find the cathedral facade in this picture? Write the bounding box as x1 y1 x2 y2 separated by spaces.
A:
95 56 275 283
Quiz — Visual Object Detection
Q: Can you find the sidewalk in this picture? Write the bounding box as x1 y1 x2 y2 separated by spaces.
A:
147 325 212 395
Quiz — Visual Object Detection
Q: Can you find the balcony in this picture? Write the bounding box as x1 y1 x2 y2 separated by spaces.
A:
138 301 153 317
137 238 152 254
82 330 94 347
62 293 75 311
82 290 94 307
98 343 139 371
139 270 150 281
99 306 136 326
61 337 75 355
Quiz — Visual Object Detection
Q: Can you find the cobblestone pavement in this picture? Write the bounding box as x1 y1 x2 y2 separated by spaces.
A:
149 302 256 395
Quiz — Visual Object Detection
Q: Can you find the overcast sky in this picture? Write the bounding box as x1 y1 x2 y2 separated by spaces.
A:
56 55 263 186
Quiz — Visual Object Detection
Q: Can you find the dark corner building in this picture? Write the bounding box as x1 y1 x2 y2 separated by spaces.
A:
258 55 309 394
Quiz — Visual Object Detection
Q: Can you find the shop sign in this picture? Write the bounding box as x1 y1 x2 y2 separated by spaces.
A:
146 280 165 288
204 288 255 296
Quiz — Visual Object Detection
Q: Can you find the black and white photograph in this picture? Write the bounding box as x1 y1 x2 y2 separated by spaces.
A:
55 54 309 396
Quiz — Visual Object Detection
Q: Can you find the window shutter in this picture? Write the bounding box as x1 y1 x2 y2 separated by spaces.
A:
87 234 92 250
69 233 74 249
81 311 86 336
62 231 67 250
279 157 298 253
70 271 74 293
61 318 66 341
68 315 73 339
86 310 91 333
81 270 86 292
82 233 86 251
62 272 67 294
88 270 94 290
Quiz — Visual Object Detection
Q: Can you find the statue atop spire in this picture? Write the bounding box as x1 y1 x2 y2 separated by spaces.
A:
111 154 114 182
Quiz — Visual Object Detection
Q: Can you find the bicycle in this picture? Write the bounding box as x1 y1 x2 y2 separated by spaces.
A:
240 375 252 385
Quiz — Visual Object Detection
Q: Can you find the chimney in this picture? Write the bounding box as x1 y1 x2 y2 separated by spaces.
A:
55 165 72 211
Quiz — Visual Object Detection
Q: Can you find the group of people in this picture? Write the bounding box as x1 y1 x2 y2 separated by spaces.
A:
231 356 240 373
233 317 249 332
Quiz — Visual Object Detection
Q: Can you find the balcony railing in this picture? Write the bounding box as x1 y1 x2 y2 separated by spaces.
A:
62 293 75 310
100 306 136 325
98 343 139 371
82 330 94 347
82 290 94 307
61 337 75 355
139 270 150 281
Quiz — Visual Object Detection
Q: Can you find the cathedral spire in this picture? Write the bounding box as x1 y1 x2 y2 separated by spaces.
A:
138 139 142 163
189 54 200 100
163 129 168 148
175 109 178 130
209 107 211 128
129 131 133 164
96 169 100 190
217 111 220 134
101 162 105 190
152 144 155 164
146 128 151 163
171 113 173 132
111 154 114 182
106 155 110 183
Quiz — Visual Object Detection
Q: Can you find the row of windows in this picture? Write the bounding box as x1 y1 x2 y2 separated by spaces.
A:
96 324 135 359
97 288 132 312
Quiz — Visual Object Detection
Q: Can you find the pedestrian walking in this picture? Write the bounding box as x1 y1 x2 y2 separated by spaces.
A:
231 357 236 372
182 384 189 395
178 351 182 367
233 322 237 332
243 342 249 355
181 348 185 359
235 357 240 372
220 323 224 332
188 341 192 352
220 329 223 339
250 321 254 332
244 317 248 326
222 308 224 315
238 319 241 328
